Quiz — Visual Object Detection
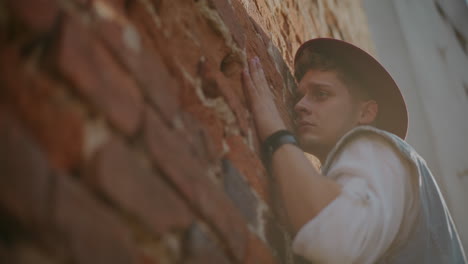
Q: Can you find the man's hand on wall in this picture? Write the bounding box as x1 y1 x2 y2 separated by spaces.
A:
242 56 286 141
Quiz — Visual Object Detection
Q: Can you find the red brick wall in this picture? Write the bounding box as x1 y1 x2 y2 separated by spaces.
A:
0 0 371 263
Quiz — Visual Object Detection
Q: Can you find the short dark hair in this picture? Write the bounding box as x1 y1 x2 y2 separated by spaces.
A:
295 50 372 101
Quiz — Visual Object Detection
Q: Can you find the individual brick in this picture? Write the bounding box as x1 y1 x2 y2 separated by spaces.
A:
0 243 9 264
88 136 193 235
197 57 250 136
125 0 162 44
206 0 245 49
0 45 84 171
129 0 229 81
57 15 143 136
179 91 226 158
6 0 60 33
183 222 230 264
179 111 220 166
1 241 58 264
0 113 51 231
94 0 126 14
225 134 269 202
244 232 280 264
92 7 181 124
53 174 138 264
222 159 260 228
143 106 248 261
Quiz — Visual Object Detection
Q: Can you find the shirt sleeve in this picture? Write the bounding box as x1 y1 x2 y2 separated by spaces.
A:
292 134 414 264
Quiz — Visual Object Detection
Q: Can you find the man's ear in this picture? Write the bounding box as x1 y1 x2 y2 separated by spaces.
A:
359 100 378 125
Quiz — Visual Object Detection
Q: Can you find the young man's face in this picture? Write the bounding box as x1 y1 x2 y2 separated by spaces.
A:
294 69 366 159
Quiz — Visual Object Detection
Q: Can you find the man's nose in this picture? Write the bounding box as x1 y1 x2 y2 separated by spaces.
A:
294 97 311 117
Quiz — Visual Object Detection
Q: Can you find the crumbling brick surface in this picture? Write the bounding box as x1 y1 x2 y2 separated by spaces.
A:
238 0 375 68
0 0 371 263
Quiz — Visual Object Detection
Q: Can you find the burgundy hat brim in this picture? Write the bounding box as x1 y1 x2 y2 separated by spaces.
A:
294 38 408 140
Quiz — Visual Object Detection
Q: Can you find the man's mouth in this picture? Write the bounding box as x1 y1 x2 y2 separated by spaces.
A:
296 121 318 134
297 120 316 127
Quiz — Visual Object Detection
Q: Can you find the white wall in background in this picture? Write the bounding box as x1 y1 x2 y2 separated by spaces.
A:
364 0 468 251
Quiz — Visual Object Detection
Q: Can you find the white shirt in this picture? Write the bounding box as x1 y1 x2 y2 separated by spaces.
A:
292 134 420 263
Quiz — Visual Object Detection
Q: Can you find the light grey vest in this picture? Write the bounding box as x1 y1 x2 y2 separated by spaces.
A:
321 126 466 263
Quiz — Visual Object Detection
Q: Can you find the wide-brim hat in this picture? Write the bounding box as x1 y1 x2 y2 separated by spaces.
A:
294 38 408 140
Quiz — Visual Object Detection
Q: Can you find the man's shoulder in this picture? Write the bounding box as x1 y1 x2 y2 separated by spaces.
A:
339 126 406 146
322 126 416 174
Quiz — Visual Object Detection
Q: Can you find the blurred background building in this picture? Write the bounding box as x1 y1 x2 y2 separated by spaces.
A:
364 0 468 250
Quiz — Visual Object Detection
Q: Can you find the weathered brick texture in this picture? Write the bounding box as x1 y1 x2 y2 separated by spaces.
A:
0 0 371 263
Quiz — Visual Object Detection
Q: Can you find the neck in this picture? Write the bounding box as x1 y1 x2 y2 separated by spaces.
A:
306 147 330 165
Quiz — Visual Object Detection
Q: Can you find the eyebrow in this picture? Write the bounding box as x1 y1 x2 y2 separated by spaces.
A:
298 80 334 94
302 80 335 88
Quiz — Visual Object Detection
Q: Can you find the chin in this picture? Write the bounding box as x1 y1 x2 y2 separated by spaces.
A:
297 133 322 151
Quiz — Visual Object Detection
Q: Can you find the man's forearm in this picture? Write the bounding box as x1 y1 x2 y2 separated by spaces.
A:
271 144 341 234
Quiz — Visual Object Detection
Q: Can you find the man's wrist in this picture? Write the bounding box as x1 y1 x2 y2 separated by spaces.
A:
261 130 299 170
259 122 287 141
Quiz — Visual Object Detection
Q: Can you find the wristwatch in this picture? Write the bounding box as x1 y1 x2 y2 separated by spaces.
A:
261 130 299 166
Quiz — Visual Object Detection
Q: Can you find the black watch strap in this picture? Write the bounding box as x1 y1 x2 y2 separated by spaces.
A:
261 130 298 166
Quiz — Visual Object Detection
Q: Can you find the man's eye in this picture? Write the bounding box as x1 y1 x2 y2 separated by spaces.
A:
315 90 329 99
